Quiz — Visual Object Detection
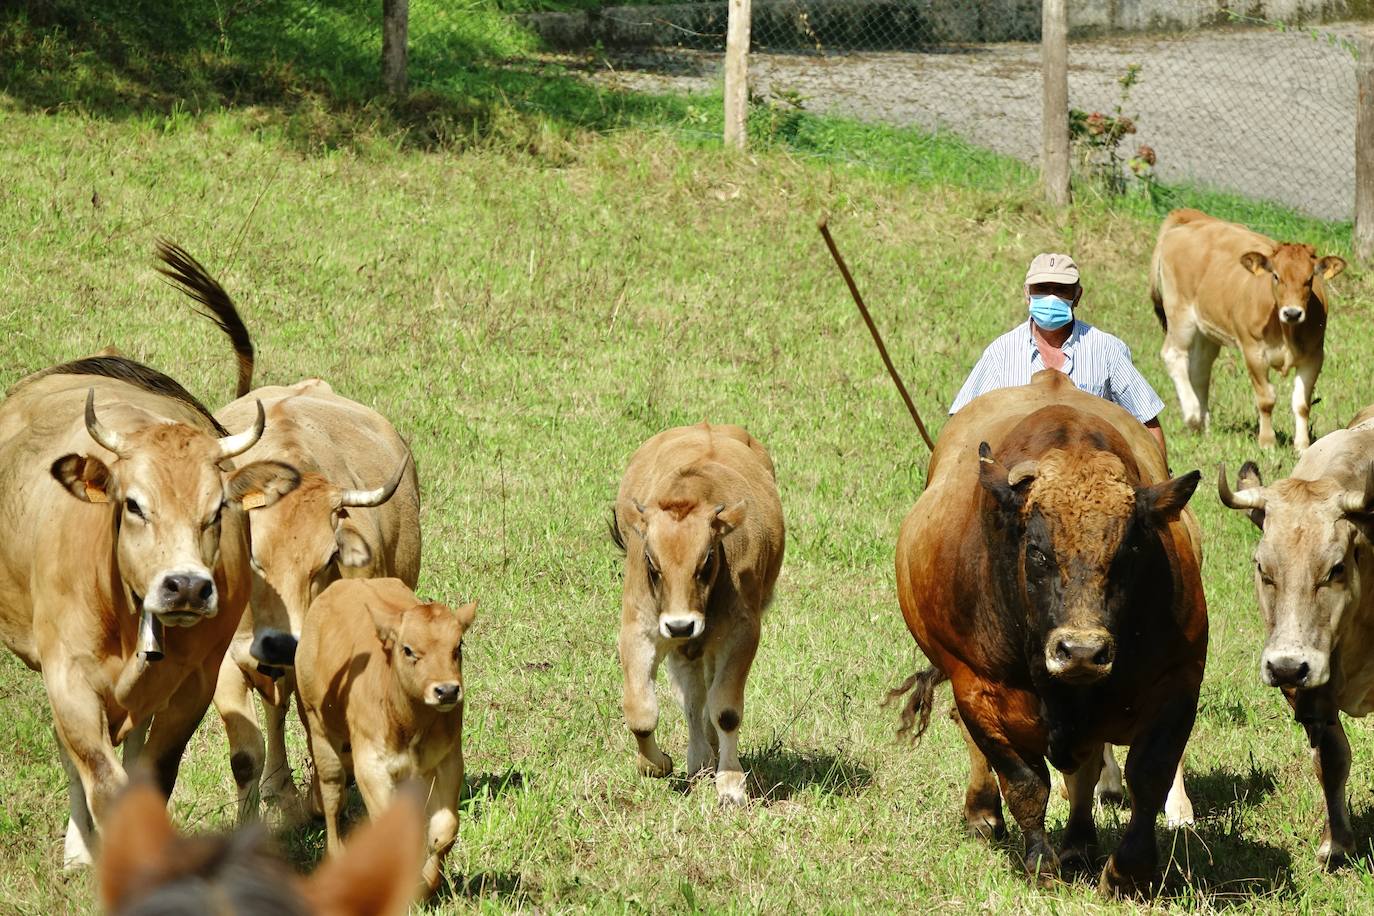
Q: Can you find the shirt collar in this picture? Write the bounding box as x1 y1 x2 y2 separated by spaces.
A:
1023 318 1083 351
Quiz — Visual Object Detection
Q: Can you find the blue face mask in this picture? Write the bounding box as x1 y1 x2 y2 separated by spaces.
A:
1029 294 1074 331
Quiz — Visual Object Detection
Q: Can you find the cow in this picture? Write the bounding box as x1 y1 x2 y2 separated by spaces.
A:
295 578 475 896
1151 207 1345 452
610 422 785 806
889 370 1206 896
210 379 419 822
99 774 425 915
0 243 300 867
1218 408 1374 867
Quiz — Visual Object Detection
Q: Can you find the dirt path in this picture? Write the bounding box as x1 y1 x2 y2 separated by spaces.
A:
573 24 1362 220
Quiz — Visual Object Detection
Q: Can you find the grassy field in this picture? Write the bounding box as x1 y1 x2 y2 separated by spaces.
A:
6 6 1374 914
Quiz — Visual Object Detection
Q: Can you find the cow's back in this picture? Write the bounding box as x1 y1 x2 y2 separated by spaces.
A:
1153 209 1275 345
220 380 420 584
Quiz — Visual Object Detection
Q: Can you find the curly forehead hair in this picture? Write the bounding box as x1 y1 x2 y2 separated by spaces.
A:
111 827 309 916
1024 449 1135 533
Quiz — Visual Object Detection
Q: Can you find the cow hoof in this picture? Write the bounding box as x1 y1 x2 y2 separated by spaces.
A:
1164 808 1195 830
1097 856 1158 899
1317 840 1353 871
716 771 747 806
964 813 1006 842
1096 788 1125 808
63 818 94 869
1058 846 1097 880
637 752 673 779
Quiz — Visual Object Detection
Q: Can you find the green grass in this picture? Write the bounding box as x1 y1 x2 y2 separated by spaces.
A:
6 6 1374 914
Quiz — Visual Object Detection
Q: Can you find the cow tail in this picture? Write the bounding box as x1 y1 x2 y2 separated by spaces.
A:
883 665 948 743
608 507 627 553
1149 244 1167 332
155 241 255 399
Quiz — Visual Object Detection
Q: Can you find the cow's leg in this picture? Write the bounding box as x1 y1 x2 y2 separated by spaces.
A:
665 651 713 777
45 662 124 868
121 719 150 768
954 708 1005 839
963 716 1056 884
420 757 463 895
1242 348 1278 448
1313 719 1354 869
1163 759 1193 828
306 720 348 855
619 628 671 778
1100 697 1196 897
141 666 216 799
706 619 760 807
1060 743 1105 878
260 683 297 807
1160 331 1203 431
1188 337 1221 431
1095 745 1124 805
213 654 265 823
1291 358 1321 453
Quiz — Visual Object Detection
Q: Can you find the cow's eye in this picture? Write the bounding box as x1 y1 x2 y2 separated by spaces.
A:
1256 561 1275 587
1325 562 1346 585
125 498 145 519
1027 545 1048 567
452 644 461 661
696 549 714 583
207 503 223 528
644 551 660 585
402 645 416 659
1271 272 1280 283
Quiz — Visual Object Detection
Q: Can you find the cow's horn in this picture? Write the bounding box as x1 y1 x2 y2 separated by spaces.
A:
338 452 411 509
84 389 129 457
217 400 265 460
1218 463 1266 511
1007 460 1039 487
1338 463 1374 514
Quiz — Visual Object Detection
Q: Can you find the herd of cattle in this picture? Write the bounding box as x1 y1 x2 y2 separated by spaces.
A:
0 201 1366 910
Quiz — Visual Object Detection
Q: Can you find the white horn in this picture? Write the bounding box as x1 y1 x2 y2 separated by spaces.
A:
1339 464 1374 515
338 452 411 508
218 400 265 460
1218 463 1267 511
84 389 129 457
1007 460 1039 488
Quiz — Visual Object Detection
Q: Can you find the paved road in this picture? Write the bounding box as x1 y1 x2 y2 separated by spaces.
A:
576 23 1362 220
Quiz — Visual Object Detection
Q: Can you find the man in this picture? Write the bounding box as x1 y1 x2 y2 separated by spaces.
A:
950 252 1168 463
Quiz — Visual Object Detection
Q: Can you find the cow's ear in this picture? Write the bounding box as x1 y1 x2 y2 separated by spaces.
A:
1139 469 1201 523
455 600 477 630
368 603 399 651
1318 255 1347 280
713 500 748 535
336 526 372 568
228 461 301 511
977 442 1035 512
1240 251 1272 275
98 778 177 912
301 782 425 916
51 454 113 504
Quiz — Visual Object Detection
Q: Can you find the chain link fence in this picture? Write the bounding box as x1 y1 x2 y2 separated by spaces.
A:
530 1 1363 220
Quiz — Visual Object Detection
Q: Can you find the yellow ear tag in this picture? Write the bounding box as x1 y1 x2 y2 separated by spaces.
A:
85 482 109 503
241 492 267 510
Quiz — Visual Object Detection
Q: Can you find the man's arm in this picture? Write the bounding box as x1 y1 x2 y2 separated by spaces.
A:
1144 416 1168 468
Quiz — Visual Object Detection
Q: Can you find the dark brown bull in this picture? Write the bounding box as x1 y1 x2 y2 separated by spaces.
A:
891 370 1207 896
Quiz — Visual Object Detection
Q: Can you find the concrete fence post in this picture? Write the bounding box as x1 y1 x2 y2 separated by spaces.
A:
724 0 751 148
1356 38 1374 260
1041 0 1071 206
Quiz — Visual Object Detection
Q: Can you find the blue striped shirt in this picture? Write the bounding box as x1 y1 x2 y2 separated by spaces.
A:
949 320 1165 423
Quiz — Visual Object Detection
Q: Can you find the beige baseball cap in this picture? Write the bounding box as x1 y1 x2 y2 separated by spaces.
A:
1025 252 1080 285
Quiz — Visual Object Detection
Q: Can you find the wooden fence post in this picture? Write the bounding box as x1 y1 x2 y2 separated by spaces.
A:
1356 38 1374 260
382 0 409 95
1041 0 1071 206
724 0 751 149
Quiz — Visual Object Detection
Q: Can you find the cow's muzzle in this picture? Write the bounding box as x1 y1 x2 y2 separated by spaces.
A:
1279 306 1305 324
144 569 218 622
427 682 463 710
1262 647 1329 689
659 615 704 641
1045 628 1115 684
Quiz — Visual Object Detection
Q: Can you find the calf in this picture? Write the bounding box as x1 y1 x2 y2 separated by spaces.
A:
1219 408 1374 867
1151 207 1345 451
611 422 785 805
296 578 475 896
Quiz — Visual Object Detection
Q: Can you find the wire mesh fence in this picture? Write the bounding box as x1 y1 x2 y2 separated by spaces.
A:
533 1 1363 220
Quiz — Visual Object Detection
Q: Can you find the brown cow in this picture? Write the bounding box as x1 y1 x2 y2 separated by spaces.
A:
611 422 785 805
1151 208 1345 451
296 578 474 896
0 245 300 867
99 776 424 915
891 370 1206 896
210 379 420 822
1219 409 1374 867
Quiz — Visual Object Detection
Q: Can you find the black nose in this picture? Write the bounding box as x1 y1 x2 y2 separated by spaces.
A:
1052 633 1115 668
160 573 215 607
251 629 298 667
1280 307 1303 322
433 683 462 705
1266 657 1310 687
664 620 696 638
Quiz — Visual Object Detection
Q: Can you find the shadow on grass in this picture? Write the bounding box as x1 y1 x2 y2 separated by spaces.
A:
743 744 875 802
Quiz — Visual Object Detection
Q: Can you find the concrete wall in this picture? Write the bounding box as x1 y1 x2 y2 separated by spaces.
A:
522 0 1371 50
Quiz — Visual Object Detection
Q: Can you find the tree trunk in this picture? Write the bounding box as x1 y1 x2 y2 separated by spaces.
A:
723 0 751 149
1356 38 1374 259
1040 0 1070 206
382 0 409 95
